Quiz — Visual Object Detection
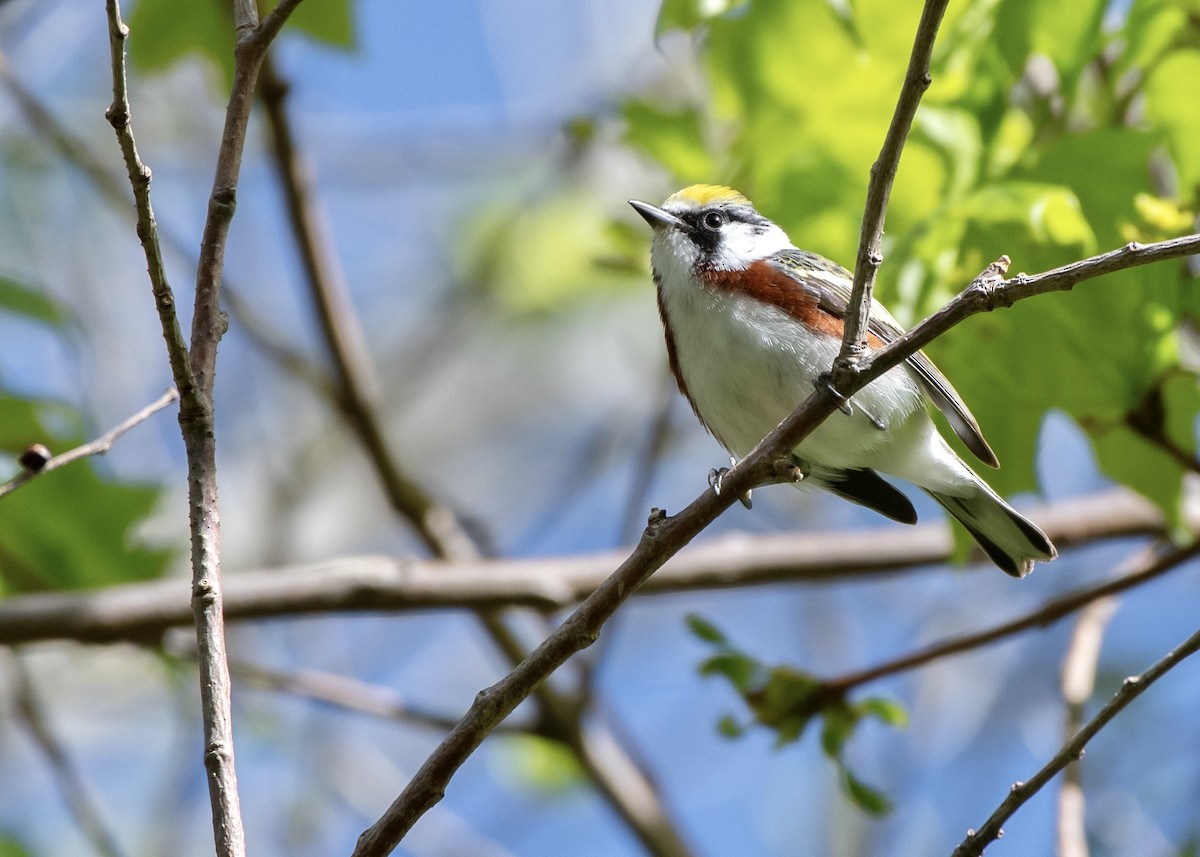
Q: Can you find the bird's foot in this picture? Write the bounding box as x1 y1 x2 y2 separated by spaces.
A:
816 373 885 430
708 457 753 508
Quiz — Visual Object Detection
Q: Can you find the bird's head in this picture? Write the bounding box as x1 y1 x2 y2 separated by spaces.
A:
629 185 793 277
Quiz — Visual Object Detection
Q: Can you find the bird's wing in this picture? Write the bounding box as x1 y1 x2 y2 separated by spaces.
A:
770 250 999 468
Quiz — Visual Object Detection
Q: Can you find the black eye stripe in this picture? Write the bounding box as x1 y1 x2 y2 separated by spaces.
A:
671 204 772 255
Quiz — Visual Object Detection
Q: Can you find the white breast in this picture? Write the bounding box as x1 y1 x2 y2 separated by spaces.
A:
653 242 930 474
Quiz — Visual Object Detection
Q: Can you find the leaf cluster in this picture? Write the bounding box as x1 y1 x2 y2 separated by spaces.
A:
687 613 906 816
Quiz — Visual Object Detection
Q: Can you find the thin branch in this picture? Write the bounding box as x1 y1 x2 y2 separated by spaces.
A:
839 0 949 364
1056 595 1119 857
183 650 501 734
0 49 336 402
256 54 480 561
951 620 1200 857
0 489 1166 647
0 387 178 500
826 540 1198 693
6 654 130 857
104 3 308 856
864 236 1200 385
351 229 1200 857
102 2 195 400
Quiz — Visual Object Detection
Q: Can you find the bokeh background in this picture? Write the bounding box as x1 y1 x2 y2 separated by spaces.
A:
1 1 1199 856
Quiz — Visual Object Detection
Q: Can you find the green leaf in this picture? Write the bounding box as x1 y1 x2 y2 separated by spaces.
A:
127 0 235 84
752 667 824 745
819 702 859 759
716 714 746 738
0 834 36 857
128 0 355 88
1145 49 1200 189
698 651 764 693
287 0 355 50
655 0 749 37
489 735 584 795
685 612 729 645
0 394 172 593
993 0 1106 85
1115 0 1191 86
855 696 909 728
0 277 66 326
841 767 893 816
459 189 642 315
622 102 715 185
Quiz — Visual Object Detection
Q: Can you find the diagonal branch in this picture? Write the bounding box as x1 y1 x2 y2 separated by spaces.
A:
0 387 178 500
350 232 1200 857
839 0 949 364
951 618 1200 857
256 53 694 857
825 540 1198 693
7 654 130 857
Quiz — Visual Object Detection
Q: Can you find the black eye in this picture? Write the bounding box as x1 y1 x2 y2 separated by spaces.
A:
702 211 724 230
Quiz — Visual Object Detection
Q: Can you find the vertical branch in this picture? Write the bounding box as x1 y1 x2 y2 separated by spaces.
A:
837 0 950 365
104 2 308 856
1056 597 1118 857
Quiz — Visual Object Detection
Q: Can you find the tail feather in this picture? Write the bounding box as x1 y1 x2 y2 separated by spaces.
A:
925 487 1057 577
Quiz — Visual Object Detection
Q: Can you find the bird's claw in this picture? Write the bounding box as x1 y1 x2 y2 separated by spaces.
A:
708 458 753 508
816 372 885 430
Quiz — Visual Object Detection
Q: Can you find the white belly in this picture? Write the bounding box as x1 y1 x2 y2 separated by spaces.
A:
664 285 929 474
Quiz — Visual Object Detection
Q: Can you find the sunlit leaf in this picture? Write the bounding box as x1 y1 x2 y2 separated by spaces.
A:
698 651 763 693
0 277 66 326
841 767 893 816
128 0 355 88
489 735 585 795
685 612 729 645
0 394 171 594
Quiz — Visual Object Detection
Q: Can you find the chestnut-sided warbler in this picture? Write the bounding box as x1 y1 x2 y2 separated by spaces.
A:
629 185 1056 577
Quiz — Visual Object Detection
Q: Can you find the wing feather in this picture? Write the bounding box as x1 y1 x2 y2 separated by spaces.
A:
769 250 999 468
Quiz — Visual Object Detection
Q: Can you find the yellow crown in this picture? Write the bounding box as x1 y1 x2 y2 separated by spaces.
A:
666 184 749 208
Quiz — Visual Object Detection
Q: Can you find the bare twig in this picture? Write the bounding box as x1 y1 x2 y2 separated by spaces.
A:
0 489 1166 646
103 4 195 399
6 654 130 857
0 387 178 500
256 55 481 562
951 620 1200 857
104 2 309 856
1056 595 1119 857
825 540 1198 693
839 0 949 363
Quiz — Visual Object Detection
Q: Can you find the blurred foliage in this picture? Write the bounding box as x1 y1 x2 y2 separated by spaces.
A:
687 613 906 815
0 280 170 595
616 0 1200 523
488 734 586 795
128 0 355 87
0 835 34 857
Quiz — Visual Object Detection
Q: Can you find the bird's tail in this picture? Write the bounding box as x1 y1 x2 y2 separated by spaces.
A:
925 484 1057 577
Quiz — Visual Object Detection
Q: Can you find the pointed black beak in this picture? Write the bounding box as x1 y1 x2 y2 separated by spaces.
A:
629 200 684 232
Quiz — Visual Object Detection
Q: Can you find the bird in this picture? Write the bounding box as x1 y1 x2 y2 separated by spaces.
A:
629 184 1056 577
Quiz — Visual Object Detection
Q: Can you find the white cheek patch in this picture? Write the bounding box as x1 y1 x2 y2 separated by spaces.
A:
708 221 793 271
